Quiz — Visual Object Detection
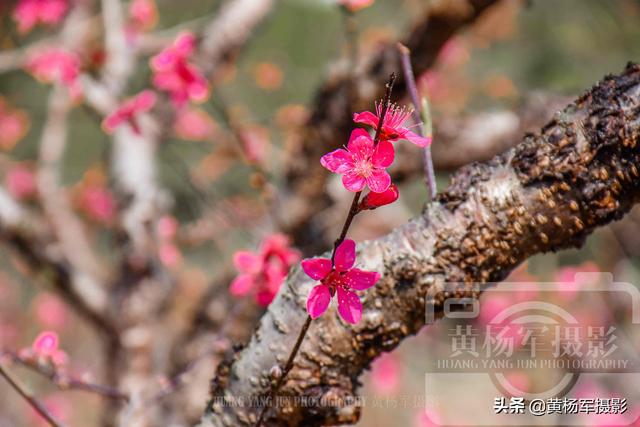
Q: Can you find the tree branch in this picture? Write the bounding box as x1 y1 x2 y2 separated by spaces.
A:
200 64 640 426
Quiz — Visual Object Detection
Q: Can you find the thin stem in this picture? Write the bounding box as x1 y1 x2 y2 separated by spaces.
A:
0 363 67 427
397 43 437 200
253 73 397 426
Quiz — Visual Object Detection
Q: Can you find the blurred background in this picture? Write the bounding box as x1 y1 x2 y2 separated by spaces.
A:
1 0 640 426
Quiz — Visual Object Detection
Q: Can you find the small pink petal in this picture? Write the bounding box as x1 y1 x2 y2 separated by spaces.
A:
366 169 391 193
133 90 157 111
307 284 331 319
342 170 366 192
229 274 254 296
353 110 378 128
346 128 374 160
405 130 432 148
301 258 332 280
336 287 362 324
345 268 380 290
233 251 262 274
174 32 197 57
320 149 353 174
334 239 356 271
371 140 394 168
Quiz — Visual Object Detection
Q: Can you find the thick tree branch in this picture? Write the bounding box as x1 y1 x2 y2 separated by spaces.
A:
200 64 640 426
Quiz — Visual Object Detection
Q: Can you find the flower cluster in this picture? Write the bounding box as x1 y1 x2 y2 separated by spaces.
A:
12 0 68 34
230 234 301 307
150 32 209 107
303 100 431 323
19 331 68 368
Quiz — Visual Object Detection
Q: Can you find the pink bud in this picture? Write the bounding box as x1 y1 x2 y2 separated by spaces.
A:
360 184 399 210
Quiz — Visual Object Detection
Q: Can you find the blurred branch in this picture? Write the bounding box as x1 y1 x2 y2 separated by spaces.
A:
0 363 67 427
281 0 502 254
201 64 640 427
101 0 133 93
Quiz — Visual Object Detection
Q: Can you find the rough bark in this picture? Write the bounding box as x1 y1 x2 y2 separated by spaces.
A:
281 0 501 254
200 64 640 426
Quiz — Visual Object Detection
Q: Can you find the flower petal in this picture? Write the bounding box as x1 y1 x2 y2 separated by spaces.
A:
307 284 331 319
371 140 394 168
353 111 379 128
229 274 254 296
301 258 332 280
336 287 362 324
334 239 356 271
233 251 262 273
342 170 366 192
405 130 432 148
320 149 353 174
366 169 391 193
345 268 380 290
346 128 374 160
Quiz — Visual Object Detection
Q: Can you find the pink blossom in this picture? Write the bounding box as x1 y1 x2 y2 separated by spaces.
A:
360 183 399 209
13 0 68 34
159 242 182 268
25 48 82 98
370 353 400 394
79 185 116 224
354 103 432 147
0 98 29 151
230 234 301 307
150 32 209 106
302 239 379 324
33 293 68 329
128 0 157 32
157 215 179 240
30 331 68 366
554 262 600 300
320 128 394 193
173 108 217 141
338 0 374 12
102 90 157 134
5 165 36 200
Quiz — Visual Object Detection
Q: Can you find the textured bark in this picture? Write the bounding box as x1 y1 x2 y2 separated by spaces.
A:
201 64 640 426
281 0 500 254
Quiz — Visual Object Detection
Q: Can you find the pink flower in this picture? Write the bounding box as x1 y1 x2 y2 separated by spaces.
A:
230 234 301 307
5 165 36 200
360 183 399 209
102 90 157 134
354 103 432 147
320 128 394 193
25 48 82 98
13 0 68 34
150 32 209 106
79 185 116 224
159 242 182 268
338 0 374 12
173 108 217 141
128 0 157 32
33 293 67 329
157 215 179 240
30 331 68 366
370 353 400 394
0 98 29 151
302 239 380 324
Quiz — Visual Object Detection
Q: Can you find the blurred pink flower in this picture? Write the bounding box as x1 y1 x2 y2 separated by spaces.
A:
302 239 379 323
320 128 394 193
29 331 68 367
102 90 157 134
0 98 29 151
230 234 300 307
128 0 157 32
13 0 68 34
239 126 269 164
338 0 374 12
554 262 600 300
173 108 217 141
33 293 68 329
5 164 36 200
414 408 442 427
29 394 70 427
159 242 182 268
25 48 82 98
150 32 209 106
157 215 179 240
370 353 400 394
437 38 469 67
79 185 116 224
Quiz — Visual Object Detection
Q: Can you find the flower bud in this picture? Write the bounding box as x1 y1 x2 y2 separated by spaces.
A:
360 184 399 210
